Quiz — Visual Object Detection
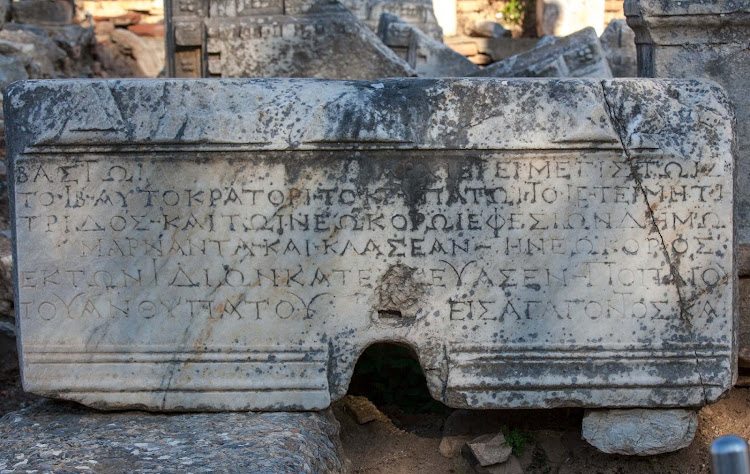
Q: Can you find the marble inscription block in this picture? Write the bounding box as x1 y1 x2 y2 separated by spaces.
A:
5 78 736 412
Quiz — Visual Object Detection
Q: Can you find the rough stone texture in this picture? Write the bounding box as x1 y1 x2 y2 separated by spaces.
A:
5 78 736 412
378 13 478 77
166 0 414 79
599 19 636 77
537 0 605 37
342 0 443 40
472 27 612 78
11 0 74 25
625 0 750 274
582 408 698 455
467 433 511 466
0 25 67 79
0 400 346 473
0 23 96 80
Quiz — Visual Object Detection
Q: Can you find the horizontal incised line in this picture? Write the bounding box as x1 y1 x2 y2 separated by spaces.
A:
56 387 328 393
451 344 730 353
453 358 724 365
26 358 322 365
22 144 632 154
451 351 728 361
24 345 325 354
453 383 724 391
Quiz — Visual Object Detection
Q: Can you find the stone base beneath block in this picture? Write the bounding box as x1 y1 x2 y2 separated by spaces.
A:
0 400 346 473
582 409 698 456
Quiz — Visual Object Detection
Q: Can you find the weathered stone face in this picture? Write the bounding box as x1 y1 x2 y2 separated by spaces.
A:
166 0 414 79
471 27 612 79
625 0 750 272
5 78 736 412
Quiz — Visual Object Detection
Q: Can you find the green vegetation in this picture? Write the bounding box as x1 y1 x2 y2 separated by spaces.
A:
505 429 536 456
500 0 525 26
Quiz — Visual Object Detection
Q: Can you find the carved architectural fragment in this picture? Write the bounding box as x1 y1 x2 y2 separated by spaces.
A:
5 78 736 416
165 0 414 79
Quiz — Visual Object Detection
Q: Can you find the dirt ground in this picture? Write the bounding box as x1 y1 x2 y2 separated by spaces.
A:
333 387 750 474
2 332 749 473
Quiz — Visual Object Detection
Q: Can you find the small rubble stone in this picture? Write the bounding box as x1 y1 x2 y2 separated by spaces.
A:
378 13 478 76
466 433 512 466
582 409 698 455
0 400 347 473
471 27 612 78
470 19 509 38
439 410 506 458
342 395 382 424
599 19 636 77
